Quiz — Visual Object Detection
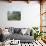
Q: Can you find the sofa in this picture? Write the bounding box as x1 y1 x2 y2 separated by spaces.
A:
3 27 34 43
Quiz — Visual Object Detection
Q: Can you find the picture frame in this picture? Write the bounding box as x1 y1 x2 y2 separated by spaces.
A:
7 11 21 20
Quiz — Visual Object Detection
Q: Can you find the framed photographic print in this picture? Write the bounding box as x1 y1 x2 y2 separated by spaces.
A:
7 11 21 20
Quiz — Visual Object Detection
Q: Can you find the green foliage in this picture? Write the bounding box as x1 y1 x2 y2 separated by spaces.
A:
32 27 43 40
32 27 39 31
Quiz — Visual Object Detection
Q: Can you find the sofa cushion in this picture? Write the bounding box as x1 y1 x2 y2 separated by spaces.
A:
14 28 21 33
8 27 14 34
21 29 27 35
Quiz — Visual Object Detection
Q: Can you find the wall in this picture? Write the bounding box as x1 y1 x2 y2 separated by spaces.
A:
0 1 40 29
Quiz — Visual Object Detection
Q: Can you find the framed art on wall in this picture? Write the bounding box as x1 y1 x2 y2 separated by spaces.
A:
7 11 21 20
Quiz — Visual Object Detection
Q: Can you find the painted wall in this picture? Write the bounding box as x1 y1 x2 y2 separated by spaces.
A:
0 1 40 28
